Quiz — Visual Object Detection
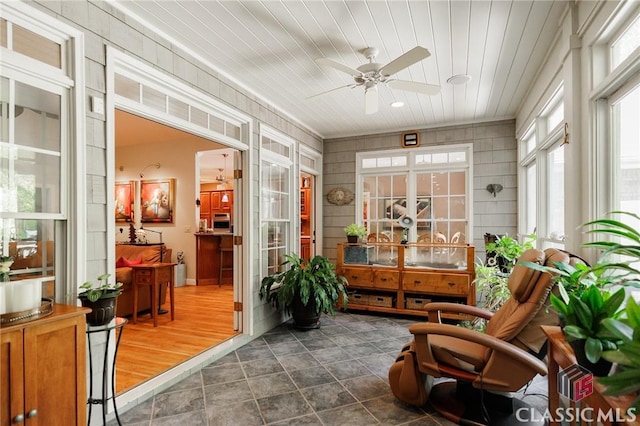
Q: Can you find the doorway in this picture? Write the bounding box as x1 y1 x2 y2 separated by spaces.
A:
300 173 315 259
114 110 240 393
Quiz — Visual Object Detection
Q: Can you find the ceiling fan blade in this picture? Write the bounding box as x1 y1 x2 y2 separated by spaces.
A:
305 84 354 100
388 80 441 95
315 57 362 76
364 86 378 115
379 46 431 76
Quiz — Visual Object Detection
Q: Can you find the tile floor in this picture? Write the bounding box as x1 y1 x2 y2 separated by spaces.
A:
112 311 548 425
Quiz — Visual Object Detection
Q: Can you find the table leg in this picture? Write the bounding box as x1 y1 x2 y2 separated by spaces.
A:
151 281 158 327
132 282 138 324
169 267 175 321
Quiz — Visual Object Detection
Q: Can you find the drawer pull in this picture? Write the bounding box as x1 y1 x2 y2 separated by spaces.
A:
448 282 456 287
13 414 24 423
27 410 37 419
350 275 358 279
380 278 388 282
414 280 421 284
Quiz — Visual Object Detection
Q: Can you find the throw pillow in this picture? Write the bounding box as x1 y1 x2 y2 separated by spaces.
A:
116 257 143 268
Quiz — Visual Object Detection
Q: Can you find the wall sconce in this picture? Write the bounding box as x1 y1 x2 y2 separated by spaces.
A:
139 162 160 178
486 183 503 197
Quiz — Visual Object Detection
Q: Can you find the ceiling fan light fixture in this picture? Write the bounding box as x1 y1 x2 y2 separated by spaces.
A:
447 74 472 85
391 101 404 108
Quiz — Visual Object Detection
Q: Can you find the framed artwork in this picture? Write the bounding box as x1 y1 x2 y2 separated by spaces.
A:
140 178 175 223
115 181 134 222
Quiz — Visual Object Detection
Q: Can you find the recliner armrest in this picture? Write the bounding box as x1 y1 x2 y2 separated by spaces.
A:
423 302 494 323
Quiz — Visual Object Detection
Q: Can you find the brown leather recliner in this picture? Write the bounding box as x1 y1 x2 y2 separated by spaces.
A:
390 248 576 424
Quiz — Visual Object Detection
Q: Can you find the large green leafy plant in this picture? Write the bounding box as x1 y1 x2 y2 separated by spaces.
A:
485 234 535 272
79 273 123 302
259 254 348 317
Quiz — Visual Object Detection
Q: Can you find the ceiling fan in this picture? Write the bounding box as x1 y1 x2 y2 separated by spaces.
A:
216 153 230 183
310 46 440 115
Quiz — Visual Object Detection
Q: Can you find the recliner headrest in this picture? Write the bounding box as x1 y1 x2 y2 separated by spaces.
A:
508 249 545 302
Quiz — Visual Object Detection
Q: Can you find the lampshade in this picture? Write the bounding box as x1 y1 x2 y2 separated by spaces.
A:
221 192 229 203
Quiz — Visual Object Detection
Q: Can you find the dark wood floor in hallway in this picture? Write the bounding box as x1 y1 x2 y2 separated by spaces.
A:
116 284 237 393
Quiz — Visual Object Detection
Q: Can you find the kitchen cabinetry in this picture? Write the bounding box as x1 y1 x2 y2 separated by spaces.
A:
1 304 89 426
199 190 233 227
336 242 475 320
195 233 234 285
300 188 310 219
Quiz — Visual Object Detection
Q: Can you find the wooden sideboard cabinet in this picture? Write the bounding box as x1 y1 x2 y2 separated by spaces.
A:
1 304 89 426
336 242 475 319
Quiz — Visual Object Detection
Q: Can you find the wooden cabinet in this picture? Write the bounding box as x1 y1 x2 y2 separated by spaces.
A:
300 188 310 219
300 237 311 260
1 305 89 426
199 190 233 226
195 233 233 285
336 242 475 320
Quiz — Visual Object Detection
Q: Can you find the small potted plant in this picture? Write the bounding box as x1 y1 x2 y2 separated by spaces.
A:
1 255 13 282
344 223 367 243
259 253 348 329
78 273 123 326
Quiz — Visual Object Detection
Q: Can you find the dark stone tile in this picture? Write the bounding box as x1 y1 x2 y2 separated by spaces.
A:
150 409 207 426
373 337 411 353
315 403 379 426
288 365 335 388
110 398 153 426
202 363 245 385
363 394 428 425
342 374 391 401
325 359 371 380
153 388 205 419
300 382 356 411
269 341 307 356
206 399 263 426
160 372 203 393
290 328 326 341
248 372 297 399
236 345 276 362
270 413 323 425
245 337 268 348
203 379 254 406
404 416 447 425
310 346 352 364
277 352 320 372
264 332 297 345
345 321 378 332
359 353 396 379
357 328 401 342
242 357 284 377
257 391 313 424
212 352 240 365
328 333 366 346
341 342 384 358
301 338 338 352
319 325 350 336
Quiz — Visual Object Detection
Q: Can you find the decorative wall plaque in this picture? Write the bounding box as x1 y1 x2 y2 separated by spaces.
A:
326 187 354 205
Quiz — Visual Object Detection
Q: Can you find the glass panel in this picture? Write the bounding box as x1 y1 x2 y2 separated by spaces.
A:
449 151 466 162
615 84 640 214
391 156 407 167
0 77 8 142
362 158 377 168
612 16 640 69
0 19 6 48
378 157 391 167
416 173 433 197
450 172 465 195
190 106 208 127
142 85 166 112
168 97 188 121
415 154 431 164
450 196 466 219
210 115 224 134
226 123 241 140
526 133 536 154
13 23 61 69
432 153 448 163
547 102 563 132
432 173 449 196
1 218 55 285
548 145 564 240
15 81 61 151
526 164 537 234
114 74 140 101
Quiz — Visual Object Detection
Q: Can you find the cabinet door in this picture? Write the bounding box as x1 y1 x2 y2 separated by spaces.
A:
1 330 24 426
300 188 310 219
199 191 211 225
211 191 221 210
23 315 86 426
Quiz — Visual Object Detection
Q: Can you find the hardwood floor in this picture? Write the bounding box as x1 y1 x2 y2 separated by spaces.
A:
115 285 237 393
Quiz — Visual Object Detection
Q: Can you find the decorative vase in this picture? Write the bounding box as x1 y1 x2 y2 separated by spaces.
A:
569 339 613 377
290 292 320 329
79 293 119 326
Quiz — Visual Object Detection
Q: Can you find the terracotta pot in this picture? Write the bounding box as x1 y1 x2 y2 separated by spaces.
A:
79 293 119 326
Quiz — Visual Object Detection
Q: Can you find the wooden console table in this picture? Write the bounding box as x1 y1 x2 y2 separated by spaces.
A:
541 325 638 425
130 263 176 327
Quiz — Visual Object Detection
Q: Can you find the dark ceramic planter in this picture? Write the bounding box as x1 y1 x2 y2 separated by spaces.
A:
290 292 320 329
79 293 119 326
569 339 613 377
347 235 359 244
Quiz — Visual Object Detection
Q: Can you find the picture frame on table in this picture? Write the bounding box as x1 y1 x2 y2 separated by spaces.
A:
115 181 134 222
140 178 175 223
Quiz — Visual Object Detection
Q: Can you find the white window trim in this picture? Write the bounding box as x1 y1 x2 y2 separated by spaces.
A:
298 145 322 255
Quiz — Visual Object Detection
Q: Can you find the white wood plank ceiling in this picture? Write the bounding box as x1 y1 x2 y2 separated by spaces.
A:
111 0 566 139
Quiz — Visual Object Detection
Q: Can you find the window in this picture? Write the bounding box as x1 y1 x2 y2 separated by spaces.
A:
260 126 294 277
611 15 640 69
358 146 471 244
519 87 565 248
0 5 78 300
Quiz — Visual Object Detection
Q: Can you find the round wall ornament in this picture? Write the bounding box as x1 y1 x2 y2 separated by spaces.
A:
326 187 354 205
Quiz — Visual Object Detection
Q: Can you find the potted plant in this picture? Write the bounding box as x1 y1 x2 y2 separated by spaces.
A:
485 233 535 272
1 255 13 282
600 297 640 412
78 273 123 326
259 253 348 329
344 223 367 243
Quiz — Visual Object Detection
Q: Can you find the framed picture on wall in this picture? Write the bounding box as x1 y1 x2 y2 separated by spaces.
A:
115 181 134 222
140 178 175 223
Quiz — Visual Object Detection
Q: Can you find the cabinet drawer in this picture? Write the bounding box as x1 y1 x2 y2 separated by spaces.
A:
340 267 373 287
134 269 152 283
402 272 469 295
372 269 400 290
